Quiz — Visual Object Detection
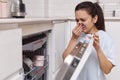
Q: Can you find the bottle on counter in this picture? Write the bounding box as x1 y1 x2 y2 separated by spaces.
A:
0 0 10 18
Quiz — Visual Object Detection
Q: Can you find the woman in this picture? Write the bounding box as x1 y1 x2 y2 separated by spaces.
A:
62 1 116 80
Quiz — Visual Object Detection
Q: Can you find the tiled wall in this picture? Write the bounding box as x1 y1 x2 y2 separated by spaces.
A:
23 0 47 18
23 0 96 18
23 0 80 18
98 0 120 3
48 0 80 17
23 0 120 18
99 0 120 17
48 0 96 17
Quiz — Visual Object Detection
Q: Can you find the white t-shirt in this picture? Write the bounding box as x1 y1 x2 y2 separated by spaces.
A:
77 30 116 80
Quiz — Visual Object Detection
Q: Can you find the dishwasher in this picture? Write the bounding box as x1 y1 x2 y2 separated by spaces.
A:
55 34 94 80
22 32 49 80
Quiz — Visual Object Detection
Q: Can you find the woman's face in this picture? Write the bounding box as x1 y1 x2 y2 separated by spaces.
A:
75 9 98 34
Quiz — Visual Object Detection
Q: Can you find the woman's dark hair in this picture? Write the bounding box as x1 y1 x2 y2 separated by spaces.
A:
75 1 105 31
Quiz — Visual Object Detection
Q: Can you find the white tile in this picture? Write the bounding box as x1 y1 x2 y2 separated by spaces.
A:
23 0 47 18
48 0 81 17
99 0 120 3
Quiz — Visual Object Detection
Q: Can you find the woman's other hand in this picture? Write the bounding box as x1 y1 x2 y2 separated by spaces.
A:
93 33 101 52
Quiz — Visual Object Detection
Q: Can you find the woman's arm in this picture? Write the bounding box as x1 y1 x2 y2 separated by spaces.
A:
62 36 77 60
93 34 114 74
97 49 114 74
62 24 83 60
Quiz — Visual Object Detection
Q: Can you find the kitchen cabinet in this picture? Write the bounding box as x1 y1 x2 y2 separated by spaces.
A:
1 17 119 80
65 20 76 46
47 21 67 80
0 19 52 80
0 24 23 80
52 21 67 72
105 21 120 80
0 18 68 80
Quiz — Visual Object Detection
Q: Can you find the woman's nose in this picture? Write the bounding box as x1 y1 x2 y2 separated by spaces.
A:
77 22 82 26
78 20 82 25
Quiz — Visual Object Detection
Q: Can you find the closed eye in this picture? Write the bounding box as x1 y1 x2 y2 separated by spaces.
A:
75 19 79 22
75 18 85 22
80 18 85 22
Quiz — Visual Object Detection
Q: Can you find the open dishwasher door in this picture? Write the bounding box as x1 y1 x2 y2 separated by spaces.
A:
55 36 94 80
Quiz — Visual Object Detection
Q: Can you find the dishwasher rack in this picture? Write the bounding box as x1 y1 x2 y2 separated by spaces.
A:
24 61 48 80
22 32 49 80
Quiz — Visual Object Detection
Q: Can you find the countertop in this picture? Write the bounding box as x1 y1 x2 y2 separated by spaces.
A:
0 17 120 24
67 17 120 21
0 17 68 24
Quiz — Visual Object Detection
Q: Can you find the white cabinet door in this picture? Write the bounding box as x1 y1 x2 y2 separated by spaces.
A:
52 22 67 73
0 28 22 80
65 21 76 46
105 21 120 80
47 21 67 80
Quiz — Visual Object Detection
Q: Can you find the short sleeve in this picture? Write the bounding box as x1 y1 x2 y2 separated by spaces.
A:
99 31 116 66
103 40 116 66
